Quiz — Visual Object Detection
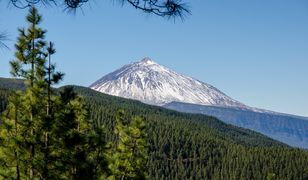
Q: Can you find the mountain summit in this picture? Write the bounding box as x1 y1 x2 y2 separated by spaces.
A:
90 57 246 108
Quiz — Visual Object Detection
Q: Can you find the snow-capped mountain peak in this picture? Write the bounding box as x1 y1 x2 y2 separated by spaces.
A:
90 57 247 108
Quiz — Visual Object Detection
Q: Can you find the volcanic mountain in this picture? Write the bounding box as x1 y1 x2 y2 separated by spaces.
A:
90 57 308 148
90 57 247 108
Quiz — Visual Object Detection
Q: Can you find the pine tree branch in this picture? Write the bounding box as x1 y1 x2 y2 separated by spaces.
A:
123 0 190 20
8 0 190 19
0 32 9 49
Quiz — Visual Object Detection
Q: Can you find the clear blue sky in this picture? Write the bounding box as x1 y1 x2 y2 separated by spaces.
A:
0 0 307 116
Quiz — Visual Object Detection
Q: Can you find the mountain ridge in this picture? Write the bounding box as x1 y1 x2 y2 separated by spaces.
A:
164 101 308 149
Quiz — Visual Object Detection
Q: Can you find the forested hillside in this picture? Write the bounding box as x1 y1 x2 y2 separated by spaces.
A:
68 86 308 179
165 101 308 149
1 82 308 179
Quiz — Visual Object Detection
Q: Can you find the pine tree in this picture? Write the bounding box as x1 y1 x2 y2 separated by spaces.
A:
52 87 95 179
107 110 148 180
0 6 108 179
1 6 49 179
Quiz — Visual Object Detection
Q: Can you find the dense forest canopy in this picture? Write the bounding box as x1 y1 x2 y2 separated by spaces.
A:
1 80 308 179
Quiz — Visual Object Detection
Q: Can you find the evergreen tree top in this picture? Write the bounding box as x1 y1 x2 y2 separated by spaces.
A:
26 6 42 25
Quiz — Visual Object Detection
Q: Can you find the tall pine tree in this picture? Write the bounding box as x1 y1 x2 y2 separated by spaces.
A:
1 6 50 179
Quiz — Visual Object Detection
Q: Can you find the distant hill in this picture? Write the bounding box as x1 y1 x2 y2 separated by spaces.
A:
0 77 25 90
1 78 308 179
164 101 308 149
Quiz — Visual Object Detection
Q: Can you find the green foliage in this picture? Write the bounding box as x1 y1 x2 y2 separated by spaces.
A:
0 7 106 179
50 87 107 179
0 91 24 179
0 6 52 179
107 110 148 180
1 80 308 179
70 85 308 180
